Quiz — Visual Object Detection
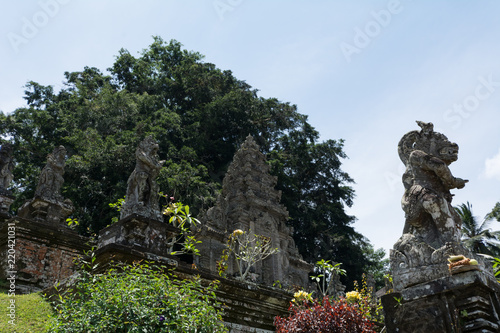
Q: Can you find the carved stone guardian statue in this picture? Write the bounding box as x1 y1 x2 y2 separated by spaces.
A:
18 146 74 225
390 121 486 290
120 136 165 221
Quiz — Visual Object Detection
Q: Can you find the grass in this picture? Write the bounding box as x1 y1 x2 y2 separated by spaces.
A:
0 289 53 333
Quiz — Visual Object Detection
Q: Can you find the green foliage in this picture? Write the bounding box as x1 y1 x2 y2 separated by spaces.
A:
487 202 500 222
311 259 346 297
162 201 201 255
48 260 227 333
456 202 500 257
0 36 376 286
349 274 384 327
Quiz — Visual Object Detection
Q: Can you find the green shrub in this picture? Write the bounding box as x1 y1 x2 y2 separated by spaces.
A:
48 262 227 333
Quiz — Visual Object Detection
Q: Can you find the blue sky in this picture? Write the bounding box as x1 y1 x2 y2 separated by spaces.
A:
1 1 500 254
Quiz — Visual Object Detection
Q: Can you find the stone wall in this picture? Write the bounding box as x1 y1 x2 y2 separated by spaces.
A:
0 217 90 293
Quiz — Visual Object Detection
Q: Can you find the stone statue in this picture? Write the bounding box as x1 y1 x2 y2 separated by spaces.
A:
399 121 468 248
390 121 482 290
18 145 74 225
120 136 165 221
35 146 67 202
0 143 14 192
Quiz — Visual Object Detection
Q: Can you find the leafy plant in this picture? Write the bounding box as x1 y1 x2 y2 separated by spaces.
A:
274 297 376 333
218 229 279 281
310 259 346 297
47 258 227 333
108 196 125 224
349 274 384 326
162 200 201 256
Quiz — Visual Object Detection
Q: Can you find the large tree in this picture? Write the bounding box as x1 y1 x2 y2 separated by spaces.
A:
0 37 382 287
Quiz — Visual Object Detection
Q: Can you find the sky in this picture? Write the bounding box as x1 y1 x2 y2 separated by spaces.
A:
1 1 499 255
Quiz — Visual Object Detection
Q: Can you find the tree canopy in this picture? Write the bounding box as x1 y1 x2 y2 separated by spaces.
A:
0 37 383 288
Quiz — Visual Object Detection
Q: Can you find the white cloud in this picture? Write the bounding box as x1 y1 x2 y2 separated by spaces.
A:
484 149 500 180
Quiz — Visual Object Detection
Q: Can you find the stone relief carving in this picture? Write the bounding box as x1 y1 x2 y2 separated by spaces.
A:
390 121 486 290
120 136 165 221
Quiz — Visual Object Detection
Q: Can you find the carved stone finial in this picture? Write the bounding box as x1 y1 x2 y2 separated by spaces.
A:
390 121 479 290
120 136 165 221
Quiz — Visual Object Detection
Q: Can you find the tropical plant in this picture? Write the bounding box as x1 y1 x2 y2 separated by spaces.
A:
455 202 500 256
48 259 227 333
487 202 500 222
162 200 201 256
310 259 346 298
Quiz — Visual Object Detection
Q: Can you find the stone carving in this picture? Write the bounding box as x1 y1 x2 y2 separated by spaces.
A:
390 121 487 290
196 135 313 288
18 146 73 225
35 146 67 202
120 136 165 221
0 143 14 192
0 143 15 215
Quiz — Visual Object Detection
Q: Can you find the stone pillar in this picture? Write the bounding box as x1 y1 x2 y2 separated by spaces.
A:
95 214 180 269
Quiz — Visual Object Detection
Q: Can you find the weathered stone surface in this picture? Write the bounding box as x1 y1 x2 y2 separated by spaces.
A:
17 146 74 225
120 136 165 221
382 270 500 333
0 217 90 293
390 121 489 291
196 135 313 289
97 214 180 259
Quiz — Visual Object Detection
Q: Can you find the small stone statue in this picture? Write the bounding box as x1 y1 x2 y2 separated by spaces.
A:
390 121 479 290
35 146 67 202
0 143 14 192
121 136 165 221
17 145 73 225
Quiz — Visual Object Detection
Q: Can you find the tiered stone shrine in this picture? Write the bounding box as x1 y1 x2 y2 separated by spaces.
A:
196 135 313 288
